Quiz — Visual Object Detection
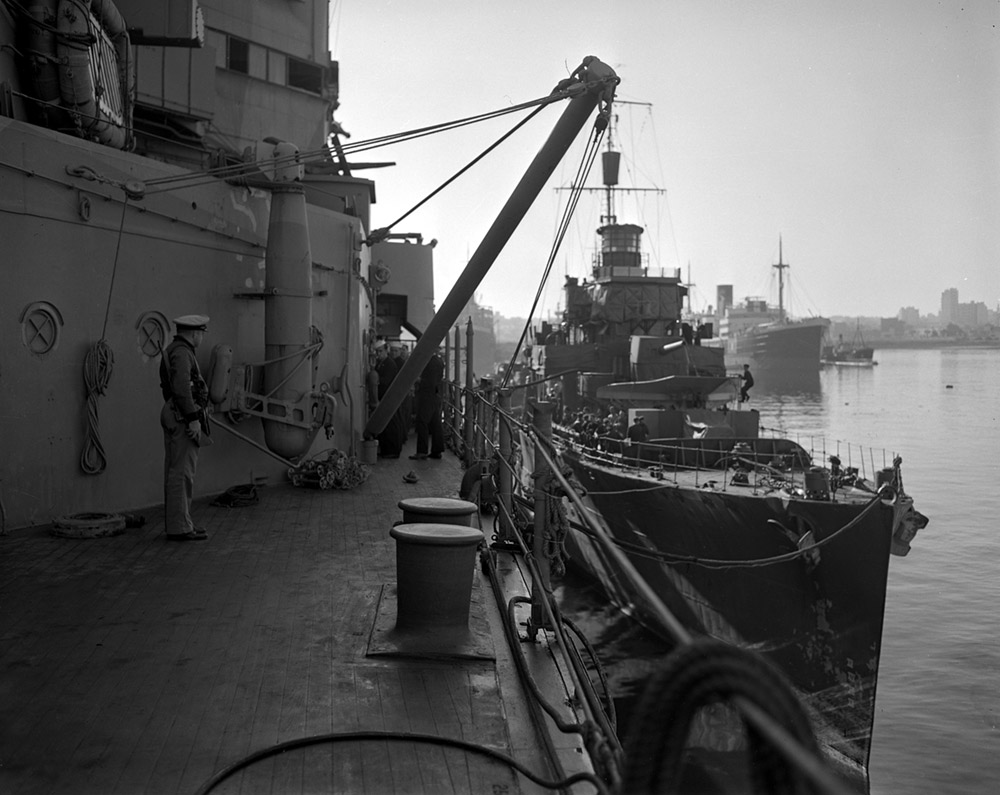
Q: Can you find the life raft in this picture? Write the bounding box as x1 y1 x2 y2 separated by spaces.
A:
23 0 134 149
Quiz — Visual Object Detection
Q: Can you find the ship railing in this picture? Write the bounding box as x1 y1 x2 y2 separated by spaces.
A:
444 384 855 794
543 426 902 500
757 425 904 492
441 383 626 788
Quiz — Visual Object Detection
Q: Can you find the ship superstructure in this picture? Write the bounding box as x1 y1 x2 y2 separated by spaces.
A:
0 0 434 530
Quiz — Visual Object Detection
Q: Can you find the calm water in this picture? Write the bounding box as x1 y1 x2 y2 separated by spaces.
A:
558 347 1000 794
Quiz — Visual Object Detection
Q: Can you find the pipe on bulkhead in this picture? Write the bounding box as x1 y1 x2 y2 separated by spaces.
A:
263 142 314 459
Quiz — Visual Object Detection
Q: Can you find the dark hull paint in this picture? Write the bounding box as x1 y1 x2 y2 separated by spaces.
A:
560 449 892 775
725 320 828 374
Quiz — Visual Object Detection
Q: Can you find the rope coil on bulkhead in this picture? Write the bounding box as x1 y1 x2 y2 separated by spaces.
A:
80 338 114 474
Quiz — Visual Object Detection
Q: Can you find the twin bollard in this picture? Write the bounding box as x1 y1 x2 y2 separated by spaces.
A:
391 497 482 631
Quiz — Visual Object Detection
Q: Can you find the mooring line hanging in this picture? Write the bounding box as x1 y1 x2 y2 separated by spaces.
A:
80 195 130 476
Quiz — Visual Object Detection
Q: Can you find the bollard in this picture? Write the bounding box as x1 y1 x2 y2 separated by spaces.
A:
360 439 378 464
397 496 478 527
389 523 484 630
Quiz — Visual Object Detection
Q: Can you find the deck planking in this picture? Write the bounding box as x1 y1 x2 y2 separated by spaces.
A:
0 442 593 794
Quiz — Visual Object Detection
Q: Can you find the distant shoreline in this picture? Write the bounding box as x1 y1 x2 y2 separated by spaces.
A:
870 339 1000 350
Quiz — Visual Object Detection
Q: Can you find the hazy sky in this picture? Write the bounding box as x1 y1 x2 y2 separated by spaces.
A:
331 0 998 321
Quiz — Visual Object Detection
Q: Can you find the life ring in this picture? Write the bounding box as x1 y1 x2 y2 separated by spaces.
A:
51 512 126 539
54 0 134 149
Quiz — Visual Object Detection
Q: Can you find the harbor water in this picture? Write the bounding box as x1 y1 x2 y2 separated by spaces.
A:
557 346 1000 794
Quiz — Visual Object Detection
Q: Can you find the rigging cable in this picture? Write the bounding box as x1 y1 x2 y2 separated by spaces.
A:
138 91 568 195
367 101 550 243
500 122 606 389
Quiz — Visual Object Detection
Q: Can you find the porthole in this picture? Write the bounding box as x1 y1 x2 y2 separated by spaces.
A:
19 302 63 356
136 311 170 358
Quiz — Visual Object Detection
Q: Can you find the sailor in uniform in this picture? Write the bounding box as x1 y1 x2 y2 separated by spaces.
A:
159 315 211 541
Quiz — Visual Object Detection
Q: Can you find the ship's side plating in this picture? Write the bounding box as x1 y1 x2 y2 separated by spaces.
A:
0 1 434 530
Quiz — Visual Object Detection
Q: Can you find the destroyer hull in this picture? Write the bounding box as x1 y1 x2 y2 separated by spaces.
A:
560 451 892 775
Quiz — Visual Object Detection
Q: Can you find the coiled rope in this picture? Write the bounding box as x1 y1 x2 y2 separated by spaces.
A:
623 639 822 795
80 194 128 475
80 339 114 474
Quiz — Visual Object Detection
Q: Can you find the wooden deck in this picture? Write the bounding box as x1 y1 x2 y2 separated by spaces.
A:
0 442 594 794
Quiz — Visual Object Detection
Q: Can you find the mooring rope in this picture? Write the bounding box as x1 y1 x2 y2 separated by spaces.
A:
80 339 114 475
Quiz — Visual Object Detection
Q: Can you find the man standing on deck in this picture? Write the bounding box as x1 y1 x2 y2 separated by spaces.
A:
411 347 445 460
740 364 754 403
626 414 649 461
373 340 403 458
626 415 649 444
159 315 211 541
391 342 413 440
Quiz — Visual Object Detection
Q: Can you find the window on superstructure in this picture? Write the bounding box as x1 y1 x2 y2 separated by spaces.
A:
248 43 267 80
205 29 226 68
227 37 249 73
287 58 322 94
268 51 287 85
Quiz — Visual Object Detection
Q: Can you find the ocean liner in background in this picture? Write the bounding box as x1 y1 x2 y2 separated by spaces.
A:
715 240 830 384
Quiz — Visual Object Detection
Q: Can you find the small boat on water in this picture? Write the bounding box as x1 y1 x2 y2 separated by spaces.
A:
526 119 927 788
823 322 878 367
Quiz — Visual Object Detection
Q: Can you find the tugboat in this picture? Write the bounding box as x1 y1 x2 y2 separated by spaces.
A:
823 321 878 366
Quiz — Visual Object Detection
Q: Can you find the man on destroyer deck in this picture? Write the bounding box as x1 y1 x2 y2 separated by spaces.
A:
159 314 211 541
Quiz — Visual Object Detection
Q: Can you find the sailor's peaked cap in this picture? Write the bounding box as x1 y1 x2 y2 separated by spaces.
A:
174 314 210 331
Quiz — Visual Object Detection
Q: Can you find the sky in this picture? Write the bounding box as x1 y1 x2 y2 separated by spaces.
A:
330 0 998 321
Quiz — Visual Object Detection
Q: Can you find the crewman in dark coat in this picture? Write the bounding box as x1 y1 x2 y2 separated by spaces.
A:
411 347 445 460
158 314 211 541
372 340 403 458
390 342 413 440
740 364 754 403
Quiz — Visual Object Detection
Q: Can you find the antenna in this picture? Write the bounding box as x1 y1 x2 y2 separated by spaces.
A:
684 260 696 313
773 236 790 322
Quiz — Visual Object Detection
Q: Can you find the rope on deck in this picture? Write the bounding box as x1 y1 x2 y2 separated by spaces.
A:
193 729 611 795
